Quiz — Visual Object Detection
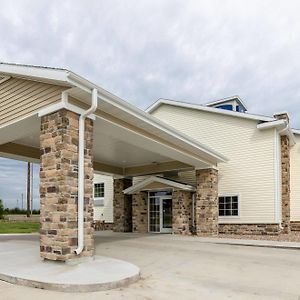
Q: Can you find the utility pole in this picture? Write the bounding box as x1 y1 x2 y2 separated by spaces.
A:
27 162 31 218
21 193 24 210
31 163 33 214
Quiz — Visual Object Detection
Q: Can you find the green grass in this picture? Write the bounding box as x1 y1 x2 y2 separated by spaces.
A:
0 220 40 234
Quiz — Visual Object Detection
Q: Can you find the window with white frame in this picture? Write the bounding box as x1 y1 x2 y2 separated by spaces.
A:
219 195 239 217
94 183 105 206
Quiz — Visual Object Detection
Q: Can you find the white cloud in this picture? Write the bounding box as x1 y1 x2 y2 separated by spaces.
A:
0 0 300 206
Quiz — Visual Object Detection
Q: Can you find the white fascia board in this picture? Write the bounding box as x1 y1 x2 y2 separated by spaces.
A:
146 99 275 122
258 121 296 146
38 102 96 120
257 119 286 130
123 176 195 194
0 63 69 84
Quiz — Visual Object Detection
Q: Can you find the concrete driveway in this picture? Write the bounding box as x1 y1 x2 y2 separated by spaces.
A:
1 231 300 299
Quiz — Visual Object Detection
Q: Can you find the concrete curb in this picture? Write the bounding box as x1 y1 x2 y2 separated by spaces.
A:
0 271 140 293
0 242 141 293
210 241 300 250
196 237 300 250
172 235 300 250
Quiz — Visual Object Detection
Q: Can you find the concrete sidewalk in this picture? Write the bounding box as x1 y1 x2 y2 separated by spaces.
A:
2 231 300 250
175 235 300 250
0 240 140 292
1 232 300 299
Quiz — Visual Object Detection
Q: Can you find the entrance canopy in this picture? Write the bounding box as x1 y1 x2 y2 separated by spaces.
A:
0 63 227 177
123 176 195 194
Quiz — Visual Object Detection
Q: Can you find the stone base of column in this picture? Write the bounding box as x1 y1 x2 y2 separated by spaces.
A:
113 178 133 232
281 135 291 234
40 109 94 261
132 192 148 233
195 168 218 236
172 190 193 235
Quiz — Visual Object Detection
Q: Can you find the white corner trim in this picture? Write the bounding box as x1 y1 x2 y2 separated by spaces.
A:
123 176 195 194
274 128 282 224
38 102 96 120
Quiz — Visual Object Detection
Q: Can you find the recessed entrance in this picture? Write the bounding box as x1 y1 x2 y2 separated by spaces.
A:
148 191 172 233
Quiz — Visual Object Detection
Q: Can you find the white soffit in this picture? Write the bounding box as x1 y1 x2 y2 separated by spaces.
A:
0 62 227 166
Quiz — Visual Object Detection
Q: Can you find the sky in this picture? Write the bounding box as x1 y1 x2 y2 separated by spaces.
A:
0 0 300 208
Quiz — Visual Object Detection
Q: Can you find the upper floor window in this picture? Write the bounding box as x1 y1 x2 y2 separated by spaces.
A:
219 195 239 217
215 104 233 111
94 183 105 198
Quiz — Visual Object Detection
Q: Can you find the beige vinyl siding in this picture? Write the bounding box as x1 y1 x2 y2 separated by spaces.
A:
168 170 196 186
133 170 196 187
291 135 300 221
151 104 276 224
0 77 66 127
93 174 114 222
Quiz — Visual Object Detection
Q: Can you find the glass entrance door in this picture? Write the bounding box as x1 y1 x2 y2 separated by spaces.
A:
161 198 172 233
148 191 172 233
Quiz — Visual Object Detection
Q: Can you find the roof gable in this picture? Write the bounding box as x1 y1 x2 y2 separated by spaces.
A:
146 98 275 123
123 176 195 194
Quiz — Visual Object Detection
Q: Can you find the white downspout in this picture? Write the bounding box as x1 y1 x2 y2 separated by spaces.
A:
75 88 98 255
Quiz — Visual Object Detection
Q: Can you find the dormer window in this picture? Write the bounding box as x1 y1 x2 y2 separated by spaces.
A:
206 96 247 113
216 104 233 111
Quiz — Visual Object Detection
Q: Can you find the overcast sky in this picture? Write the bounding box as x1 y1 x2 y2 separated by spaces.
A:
0 0 300 208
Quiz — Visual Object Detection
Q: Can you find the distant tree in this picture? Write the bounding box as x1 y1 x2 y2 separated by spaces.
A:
0 199 4 219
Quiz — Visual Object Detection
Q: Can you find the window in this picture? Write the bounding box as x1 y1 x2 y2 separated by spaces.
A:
215 104 233 111
94 183 104 198
219 196 239 217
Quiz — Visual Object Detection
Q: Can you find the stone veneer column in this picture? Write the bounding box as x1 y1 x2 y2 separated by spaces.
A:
113 178 133 232
172 190 193 235
132 191 148 233
274 112 291 234
40 109 94 261
195 168 218 236
281 135 291 233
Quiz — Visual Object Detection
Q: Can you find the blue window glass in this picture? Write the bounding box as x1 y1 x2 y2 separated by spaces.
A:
215 104 233 111
236 105 245 112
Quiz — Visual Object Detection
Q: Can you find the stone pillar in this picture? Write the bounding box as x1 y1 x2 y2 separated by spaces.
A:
281 135 291 233
40 109 94 261
113 178 133 232
172 190 193 235
132 191 148 233
195 168 218 236
274 112 291 234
